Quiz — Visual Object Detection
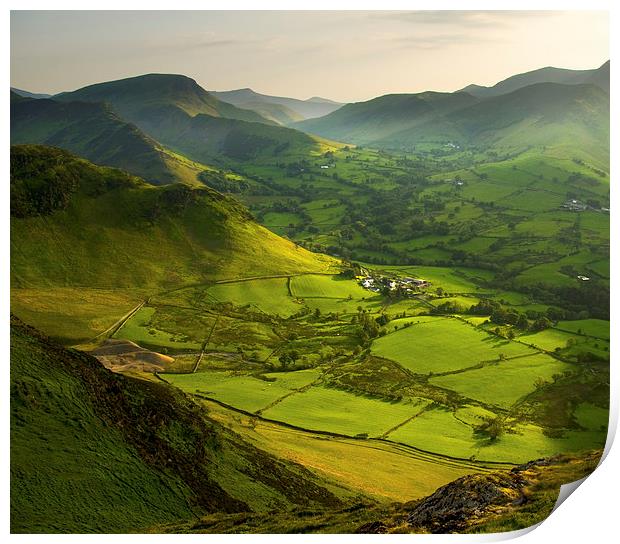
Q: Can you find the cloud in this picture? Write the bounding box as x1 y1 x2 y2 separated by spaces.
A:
389 32 496 50
380 10 558 29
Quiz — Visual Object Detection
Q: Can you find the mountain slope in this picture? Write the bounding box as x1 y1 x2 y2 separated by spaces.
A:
11 86 52 99
223 100 304 125
210 88 343 121
56 74 273 124
11 95 206 185
10 145 337 290
10 316 343 533
444 82 609 165
460 60 609 98
294 82 609 169
55 74 323 164
295 91 479 144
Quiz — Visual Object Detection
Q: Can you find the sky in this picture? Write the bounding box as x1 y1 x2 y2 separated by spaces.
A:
10 10 609 102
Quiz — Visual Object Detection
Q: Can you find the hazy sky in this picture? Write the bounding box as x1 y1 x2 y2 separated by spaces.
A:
11 10 609 102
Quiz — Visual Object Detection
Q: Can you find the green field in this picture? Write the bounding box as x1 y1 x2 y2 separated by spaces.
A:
207 278 300 316
388 407 605 464
10 287 146 344
166 368 323 412
372 318 537 374
556 319 610 339
290 275 369 299
114 306 202 350
261 386 429 437
429 353 573 408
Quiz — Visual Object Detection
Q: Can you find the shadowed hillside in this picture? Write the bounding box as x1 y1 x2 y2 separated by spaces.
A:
11 94 206 185
211 87 343 122
10 316 344 533
55 74 323 165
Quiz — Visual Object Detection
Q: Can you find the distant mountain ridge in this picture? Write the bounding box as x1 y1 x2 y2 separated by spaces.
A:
210 87 344 123
295 71 609 169
55 73 274 125
54 74 323 165
295 90 479 145
459 60 609 98
11 87 52 99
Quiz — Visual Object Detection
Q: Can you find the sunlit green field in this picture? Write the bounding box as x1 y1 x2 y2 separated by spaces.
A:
371 318 536 374
261 386 429 437
165 368 323 412
207 278 300 316
429 354 573 408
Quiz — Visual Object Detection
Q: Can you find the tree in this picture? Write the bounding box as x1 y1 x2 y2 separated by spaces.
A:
531 317 552 332
516 315 529 330
479 417 505 441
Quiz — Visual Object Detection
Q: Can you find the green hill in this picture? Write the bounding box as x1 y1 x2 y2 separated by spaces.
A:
10 315 343 533
459 60 610 98
56 73 272 124
210 87 343 121
444 83 609 167
295 91 478 145
10 145 336 290
11 96 206 185
295 82 609 169
55 74 322 165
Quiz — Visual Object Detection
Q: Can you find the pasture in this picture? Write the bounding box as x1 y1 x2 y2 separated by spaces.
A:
429 353 573 408
207 278 299 316
290 274 369 299
261 386 429 437
10 287 147 344
165 368 322 413
114 306 202 350
387 407 605 464
371 318 536 374
204 400 487 503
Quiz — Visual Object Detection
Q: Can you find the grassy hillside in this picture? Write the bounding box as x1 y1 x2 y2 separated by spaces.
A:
10 316 347 533
11 95 206 185
296 91 478 145
446 83 609 162
158 448 601 533
55 74 324 165
56 73 272 124
10 145 336 291
295 82 609 171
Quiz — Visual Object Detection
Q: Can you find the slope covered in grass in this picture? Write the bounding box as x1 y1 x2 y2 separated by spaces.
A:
295 82 609 171
10 316 344 533
11 95 206 185
56 73 271 124
10 145 336 291
55 74 323 164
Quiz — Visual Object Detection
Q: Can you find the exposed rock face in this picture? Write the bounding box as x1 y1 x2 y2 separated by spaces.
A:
406 472 526 533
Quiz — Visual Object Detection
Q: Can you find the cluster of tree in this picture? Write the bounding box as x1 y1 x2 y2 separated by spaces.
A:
198 170 249 193
354 308 389 344
278 350 300 369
